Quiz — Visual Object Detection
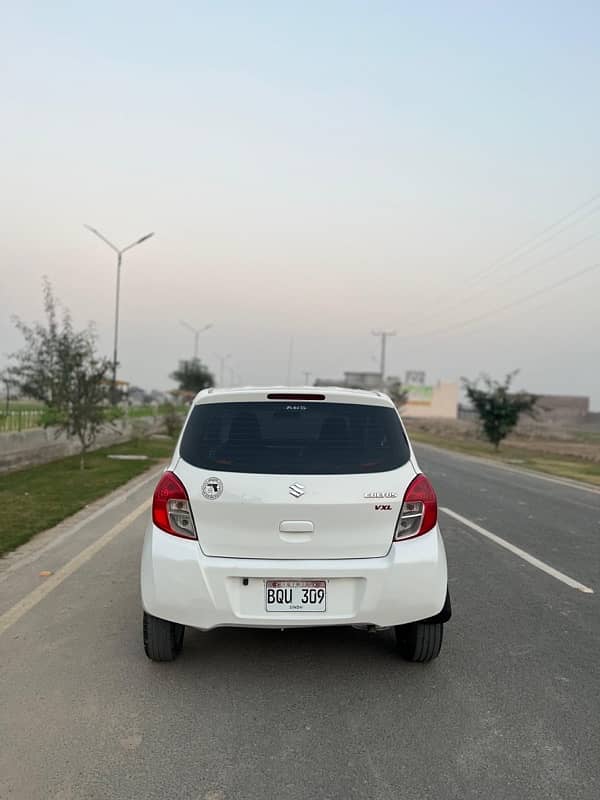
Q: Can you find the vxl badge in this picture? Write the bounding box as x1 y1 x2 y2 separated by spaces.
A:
202 477 223 500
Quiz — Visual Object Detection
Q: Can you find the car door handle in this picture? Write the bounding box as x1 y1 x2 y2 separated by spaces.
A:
279 520 314 533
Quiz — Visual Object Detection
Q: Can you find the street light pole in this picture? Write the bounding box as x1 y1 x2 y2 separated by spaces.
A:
372 330 396 387
84 225 154 402
180 321 213 360
114 251 122 395
302 371 312 385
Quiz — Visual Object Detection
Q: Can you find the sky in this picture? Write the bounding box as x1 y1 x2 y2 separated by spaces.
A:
1 1 599 406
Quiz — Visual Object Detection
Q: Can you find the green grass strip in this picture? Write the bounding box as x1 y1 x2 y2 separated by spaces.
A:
0 436 176 557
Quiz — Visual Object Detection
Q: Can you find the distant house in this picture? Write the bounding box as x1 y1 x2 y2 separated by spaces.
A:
314 371 383 390
313 370 458 418
460 393 595 428
531 394 589 424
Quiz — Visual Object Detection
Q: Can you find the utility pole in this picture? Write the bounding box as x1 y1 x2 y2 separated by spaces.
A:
84 225 154 403
180 321 213 360
286 336 294 385
372 330 396 387
215 353 231 387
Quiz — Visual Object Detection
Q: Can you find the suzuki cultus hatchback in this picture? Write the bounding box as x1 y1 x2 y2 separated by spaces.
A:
141 387 451 662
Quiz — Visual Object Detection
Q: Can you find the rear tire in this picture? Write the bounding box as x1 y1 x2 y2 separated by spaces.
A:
395 621 443 663
143 612 185 662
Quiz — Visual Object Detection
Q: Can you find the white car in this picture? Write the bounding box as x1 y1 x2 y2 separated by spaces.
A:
141 387 451 663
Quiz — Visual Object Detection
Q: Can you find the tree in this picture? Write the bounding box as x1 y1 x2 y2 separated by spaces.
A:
170 358 214 393
8 279 116 469
385 378 408 407
462 371 537 450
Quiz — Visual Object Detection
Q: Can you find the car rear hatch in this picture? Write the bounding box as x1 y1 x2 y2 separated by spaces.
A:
175 395 415 560
175 462 416 559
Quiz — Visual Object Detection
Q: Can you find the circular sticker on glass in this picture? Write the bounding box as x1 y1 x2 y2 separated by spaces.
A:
202 477 223 500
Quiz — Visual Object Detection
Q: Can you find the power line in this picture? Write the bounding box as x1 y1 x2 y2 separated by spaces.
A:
410 261 600 339
467 192 600 285
439 230 600 313
425 191 600 315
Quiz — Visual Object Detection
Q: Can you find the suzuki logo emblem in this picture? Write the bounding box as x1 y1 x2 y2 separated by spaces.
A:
289 482 305 498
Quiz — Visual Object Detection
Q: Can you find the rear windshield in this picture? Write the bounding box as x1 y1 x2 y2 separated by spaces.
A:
179 401 410 474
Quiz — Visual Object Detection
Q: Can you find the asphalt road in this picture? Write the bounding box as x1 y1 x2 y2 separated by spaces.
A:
1 445 599 800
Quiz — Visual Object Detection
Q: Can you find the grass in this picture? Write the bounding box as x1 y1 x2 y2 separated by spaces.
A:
1 400 44 411
0 407 45 433
408 429 600 486
126 404 175 418
0 436 176 557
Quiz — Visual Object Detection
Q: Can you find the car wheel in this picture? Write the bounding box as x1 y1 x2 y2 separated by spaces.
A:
395 621 443 663
143 612 185 662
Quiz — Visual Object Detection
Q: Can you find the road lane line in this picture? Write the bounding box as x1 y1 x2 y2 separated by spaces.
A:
416 441 600 496
440 506 594 594
0 499 150 638
0 466 163 584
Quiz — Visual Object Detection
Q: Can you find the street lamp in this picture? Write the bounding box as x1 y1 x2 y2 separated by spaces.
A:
180 320 213 360
84 224 154 401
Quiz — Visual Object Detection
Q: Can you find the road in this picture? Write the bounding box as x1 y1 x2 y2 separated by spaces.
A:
1 445 599 800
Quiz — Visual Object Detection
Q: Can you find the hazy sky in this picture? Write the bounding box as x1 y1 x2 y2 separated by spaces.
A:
1 2 599 406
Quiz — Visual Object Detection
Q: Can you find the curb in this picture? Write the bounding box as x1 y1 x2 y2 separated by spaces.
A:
414 440 600 495
0 463 165 581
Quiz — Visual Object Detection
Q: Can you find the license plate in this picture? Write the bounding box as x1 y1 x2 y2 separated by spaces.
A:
265 580 326 612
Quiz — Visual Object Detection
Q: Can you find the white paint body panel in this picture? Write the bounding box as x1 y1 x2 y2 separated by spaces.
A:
175 460 417 560
141 523 447 629
141 386 448 629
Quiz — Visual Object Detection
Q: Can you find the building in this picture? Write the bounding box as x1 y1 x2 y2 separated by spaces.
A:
402 381 458 419
314 371 382 389
533 394 589 424
459 393 595 429
342 371 383 390
313 370 459 418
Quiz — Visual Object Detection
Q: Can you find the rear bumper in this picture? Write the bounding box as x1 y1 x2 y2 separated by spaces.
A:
141 524 448 629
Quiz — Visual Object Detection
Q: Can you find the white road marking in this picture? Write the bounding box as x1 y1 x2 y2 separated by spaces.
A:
0 466 162 584
440 507 594 594
0 499 150 637
416 441 600 496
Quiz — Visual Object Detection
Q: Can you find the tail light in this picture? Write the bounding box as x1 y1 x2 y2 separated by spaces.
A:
152 471 197 539
394 474 437 541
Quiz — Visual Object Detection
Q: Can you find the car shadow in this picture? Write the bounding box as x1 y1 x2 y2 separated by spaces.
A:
180 624 399 670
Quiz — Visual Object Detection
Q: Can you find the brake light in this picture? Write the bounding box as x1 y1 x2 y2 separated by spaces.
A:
267 393 326 400
152 471 197 539
394 474 437 541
